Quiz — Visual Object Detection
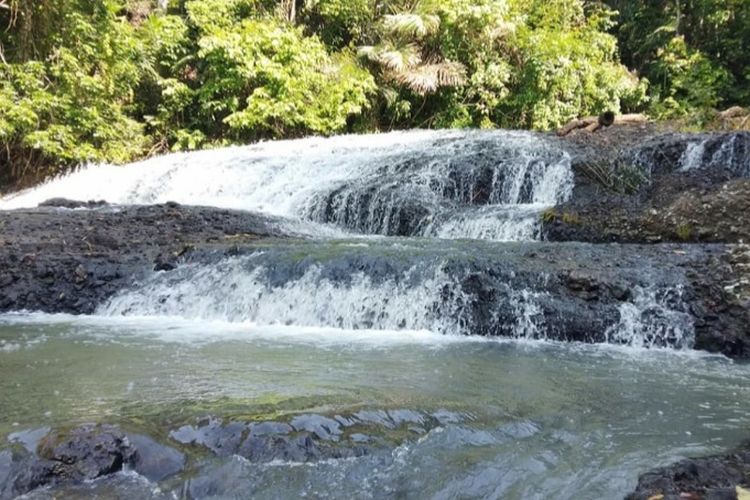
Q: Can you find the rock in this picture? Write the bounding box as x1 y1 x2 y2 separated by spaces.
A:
290 414 342 441
1 426 190 498
126 433 185 482
627 445 750 500
0 204 288 316
170 415 376 465
0 451 12 497
35 424 136 484
170 418 247 457
1 424 137 496
7 427 51 454
38 198 108 209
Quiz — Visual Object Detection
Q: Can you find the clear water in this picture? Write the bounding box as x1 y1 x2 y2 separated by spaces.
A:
1 314 749 499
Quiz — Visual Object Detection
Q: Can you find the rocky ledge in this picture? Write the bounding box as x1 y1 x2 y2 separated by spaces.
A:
546 131 750 244
0 201 290 315
626 443 750 500
0 201 748 358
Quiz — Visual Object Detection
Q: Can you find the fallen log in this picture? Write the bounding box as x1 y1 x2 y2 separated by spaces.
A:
556 112 648 136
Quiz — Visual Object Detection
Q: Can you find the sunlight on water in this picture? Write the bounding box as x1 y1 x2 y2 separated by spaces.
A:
0 130 573 241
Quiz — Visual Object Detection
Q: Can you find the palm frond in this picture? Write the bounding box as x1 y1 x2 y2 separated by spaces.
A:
382 14 440 39
391 61 466 95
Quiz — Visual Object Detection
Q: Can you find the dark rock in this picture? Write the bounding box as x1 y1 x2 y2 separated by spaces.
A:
170 415 376 465
0 204 289 316
1 424 137 497
627 445 750 500
126 433 185 482
38 198 108 209
1 426 189 498
290 414 342 441
35 424 136 484
169 418 247 457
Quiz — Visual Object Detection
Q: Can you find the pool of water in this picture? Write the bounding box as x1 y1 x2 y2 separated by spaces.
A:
1 313 749 499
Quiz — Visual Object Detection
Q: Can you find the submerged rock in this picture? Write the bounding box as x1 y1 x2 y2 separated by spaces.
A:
126 433 185 482
170 416 375 464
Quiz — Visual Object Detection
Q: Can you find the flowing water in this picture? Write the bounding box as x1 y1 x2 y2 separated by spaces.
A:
0 130 572 241
1 315 749 499
1 130 749 499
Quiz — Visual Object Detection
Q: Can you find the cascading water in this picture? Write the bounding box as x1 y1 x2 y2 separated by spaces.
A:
630 131 750 179
678 132 750 174
3 128 744 500
0 130 573 241
99 241 697 349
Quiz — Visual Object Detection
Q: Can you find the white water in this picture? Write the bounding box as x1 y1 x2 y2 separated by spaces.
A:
100 256 516 336
605 286 694 349
0 130 573 241
99 254 694 349
678 132 750 175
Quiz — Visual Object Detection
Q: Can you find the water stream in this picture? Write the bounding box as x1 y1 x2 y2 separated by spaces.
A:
1 130 747 499
0 130 572 241
1 315 749 498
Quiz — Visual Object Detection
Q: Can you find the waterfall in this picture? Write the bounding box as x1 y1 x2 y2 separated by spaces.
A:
0 130 573 241
631 131 750 179
100 247 695 349
678 132 750 176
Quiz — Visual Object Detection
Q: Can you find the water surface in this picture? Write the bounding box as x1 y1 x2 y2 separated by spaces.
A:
1 314 748 499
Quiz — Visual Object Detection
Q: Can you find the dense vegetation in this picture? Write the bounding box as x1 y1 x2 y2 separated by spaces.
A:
0 0 748 188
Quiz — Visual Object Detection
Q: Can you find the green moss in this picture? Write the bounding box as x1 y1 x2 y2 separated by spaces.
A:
676 223 693 241
541 209 579 225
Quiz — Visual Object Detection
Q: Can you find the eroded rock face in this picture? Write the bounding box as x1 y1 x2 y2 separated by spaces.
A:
546 132 750 244
626 445 750 500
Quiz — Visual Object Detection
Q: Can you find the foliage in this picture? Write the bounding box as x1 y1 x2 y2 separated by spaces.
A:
0 1 147 186
606 0 749 119
0 0 748 188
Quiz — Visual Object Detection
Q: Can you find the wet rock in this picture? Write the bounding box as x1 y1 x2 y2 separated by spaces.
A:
290 414 342 441
170 415 383 465
185 457 251 499
0 451 11 497
34 424 136 484
237 432 367 463
627 445 750 500
547 132 750 245
7 427 51 454
0 425 188 498
126 433 185 482
38 198 108 209
1 424 137 497
169 418 247 457
0 204 289 316
248 422 293 436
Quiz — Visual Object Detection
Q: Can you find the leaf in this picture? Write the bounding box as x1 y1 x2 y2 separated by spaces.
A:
382 14 440 39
